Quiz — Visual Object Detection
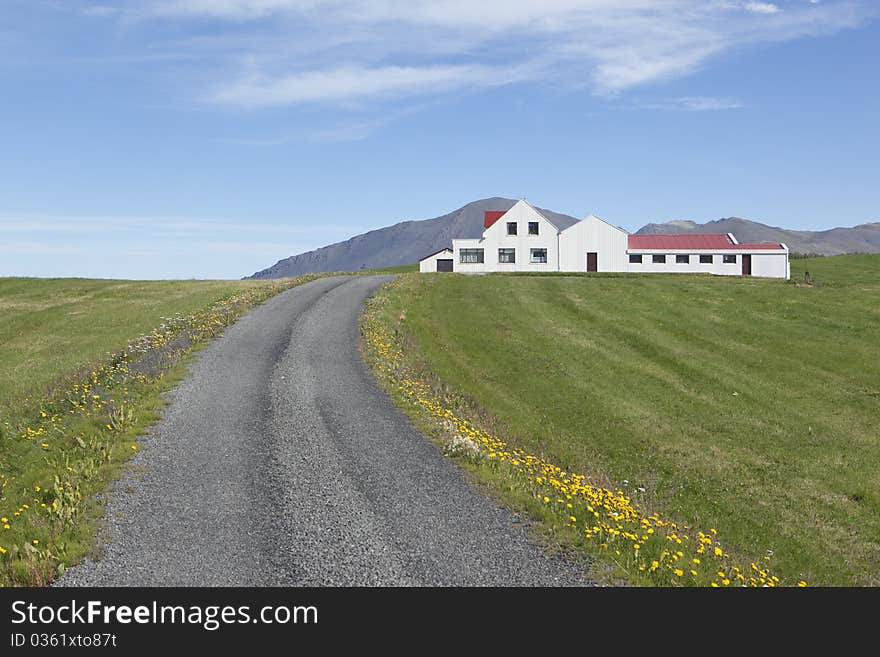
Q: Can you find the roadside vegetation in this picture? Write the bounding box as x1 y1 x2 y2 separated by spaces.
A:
0 275 321 585
362 255 880 586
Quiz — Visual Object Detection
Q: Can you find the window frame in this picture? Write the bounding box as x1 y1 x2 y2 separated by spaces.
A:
676 254 690 264
506 222 518 236
652 254 667 264
530 248 547 264
459 248 484 264
722 254 737 264
528 221 539 236
699 254 713 264
629 254 643 264
498 248 516 264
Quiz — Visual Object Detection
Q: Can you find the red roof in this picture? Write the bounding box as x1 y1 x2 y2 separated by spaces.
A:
484 210 507 229
627 233 784 251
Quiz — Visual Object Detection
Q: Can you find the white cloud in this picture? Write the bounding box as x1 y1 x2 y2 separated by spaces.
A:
746 2 781 14
81 5 123 17
80 1 876 106
210 63 524 107
0 215 349 237
630 97 746 112
149 0 324 19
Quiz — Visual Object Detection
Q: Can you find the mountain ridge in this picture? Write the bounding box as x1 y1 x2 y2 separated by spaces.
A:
247 199 879 278
636 216 880 255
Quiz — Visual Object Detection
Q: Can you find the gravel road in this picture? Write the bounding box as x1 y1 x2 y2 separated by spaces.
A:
59 275 589 586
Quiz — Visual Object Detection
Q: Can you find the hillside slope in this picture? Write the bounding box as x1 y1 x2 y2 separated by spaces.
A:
367 255 880 585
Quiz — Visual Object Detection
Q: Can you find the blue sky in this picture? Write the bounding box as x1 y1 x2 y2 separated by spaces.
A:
1 0 878 279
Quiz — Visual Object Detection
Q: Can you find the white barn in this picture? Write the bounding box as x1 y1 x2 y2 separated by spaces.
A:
421 200 789 279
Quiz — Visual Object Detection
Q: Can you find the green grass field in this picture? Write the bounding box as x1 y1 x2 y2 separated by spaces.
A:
0 278 275 420
372 255 880 585
0 276 314 584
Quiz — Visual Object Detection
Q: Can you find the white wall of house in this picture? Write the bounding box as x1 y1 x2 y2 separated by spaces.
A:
452 200 560 273
751 252 790 279
625 250 789 278
559 215 629 272
418 249 454 272
626 251 742 275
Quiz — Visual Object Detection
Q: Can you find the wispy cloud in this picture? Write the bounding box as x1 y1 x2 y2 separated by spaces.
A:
0 213 364 278
746 2 782 14
210 63 526 108
80 5 125 17
628 96 746 112
54 0 880 123
128 0 874 106
0 215 354 237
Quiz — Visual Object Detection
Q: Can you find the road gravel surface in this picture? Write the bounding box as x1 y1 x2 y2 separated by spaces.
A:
59 276 589 586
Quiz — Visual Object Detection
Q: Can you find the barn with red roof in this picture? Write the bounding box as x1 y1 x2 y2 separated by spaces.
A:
419 199 789 278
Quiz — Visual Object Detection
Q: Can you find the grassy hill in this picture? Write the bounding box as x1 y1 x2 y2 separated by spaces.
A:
368 255 880 585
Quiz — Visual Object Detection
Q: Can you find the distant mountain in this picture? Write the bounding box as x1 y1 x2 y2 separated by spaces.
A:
247 197 578 278
636 217 880 255
247 202 879 278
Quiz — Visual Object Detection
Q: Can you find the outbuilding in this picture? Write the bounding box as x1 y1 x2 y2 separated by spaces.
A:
418 248 455 273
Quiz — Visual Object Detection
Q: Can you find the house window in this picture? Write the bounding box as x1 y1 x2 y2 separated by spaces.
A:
723 254 737 264
528 222 539 235
676 254 690 264
506 222 518 236
629 254 643 264
460 248 484 264
498 248 516 263
530 248 547 263
652 254 666 264
699 254 713 264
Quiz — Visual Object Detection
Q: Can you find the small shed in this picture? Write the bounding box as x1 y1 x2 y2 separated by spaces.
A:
419 248 455 273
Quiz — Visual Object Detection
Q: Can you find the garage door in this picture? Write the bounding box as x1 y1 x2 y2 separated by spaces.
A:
436 259 453 272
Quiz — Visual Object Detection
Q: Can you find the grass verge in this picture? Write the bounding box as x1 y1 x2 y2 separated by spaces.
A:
360 255 880 586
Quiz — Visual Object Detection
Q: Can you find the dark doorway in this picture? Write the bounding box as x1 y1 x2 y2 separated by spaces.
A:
586 252 598 272
741 254 751 276
436 259 453 272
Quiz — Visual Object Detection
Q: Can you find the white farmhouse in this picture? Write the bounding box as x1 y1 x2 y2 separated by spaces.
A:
420 199 789 279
